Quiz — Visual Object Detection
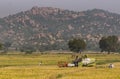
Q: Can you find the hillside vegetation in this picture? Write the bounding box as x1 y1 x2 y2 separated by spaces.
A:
0 7 120 51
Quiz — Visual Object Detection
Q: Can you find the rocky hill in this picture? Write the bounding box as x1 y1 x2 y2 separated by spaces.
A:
0 6 120 51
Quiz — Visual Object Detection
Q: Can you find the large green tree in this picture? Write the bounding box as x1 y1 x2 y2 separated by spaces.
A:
68 38 86 53
99 35 119 54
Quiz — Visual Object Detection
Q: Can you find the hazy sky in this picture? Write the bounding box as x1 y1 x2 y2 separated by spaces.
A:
0 0 120 17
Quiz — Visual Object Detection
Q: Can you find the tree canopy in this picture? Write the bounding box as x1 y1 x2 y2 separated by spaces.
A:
99 35 119 54
68 38 86 53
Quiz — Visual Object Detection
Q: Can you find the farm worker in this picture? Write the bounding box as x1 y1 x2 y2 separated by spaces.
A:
109 63 114 68
72 55 82 67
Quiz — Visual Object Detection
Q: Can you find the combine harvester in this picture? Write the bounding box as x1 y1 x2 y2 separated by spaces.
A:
81 57 96 67
58 55 96 67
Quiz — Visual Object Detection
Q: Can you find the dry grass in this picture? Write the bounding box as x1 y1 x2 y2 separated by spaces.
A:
0 53 119 79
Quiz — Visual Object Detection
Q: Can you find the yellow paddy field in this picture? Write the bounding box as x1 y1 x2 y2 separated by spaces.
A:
0 52 120 79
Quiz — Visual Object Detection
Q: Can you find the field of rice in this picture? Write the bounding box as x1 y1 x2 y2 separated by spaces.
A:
0 52 120 79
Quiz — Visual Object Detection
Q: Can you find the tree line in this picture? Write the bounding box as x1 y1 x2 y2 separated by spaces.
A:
0 35 120 54
68 35 120 54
